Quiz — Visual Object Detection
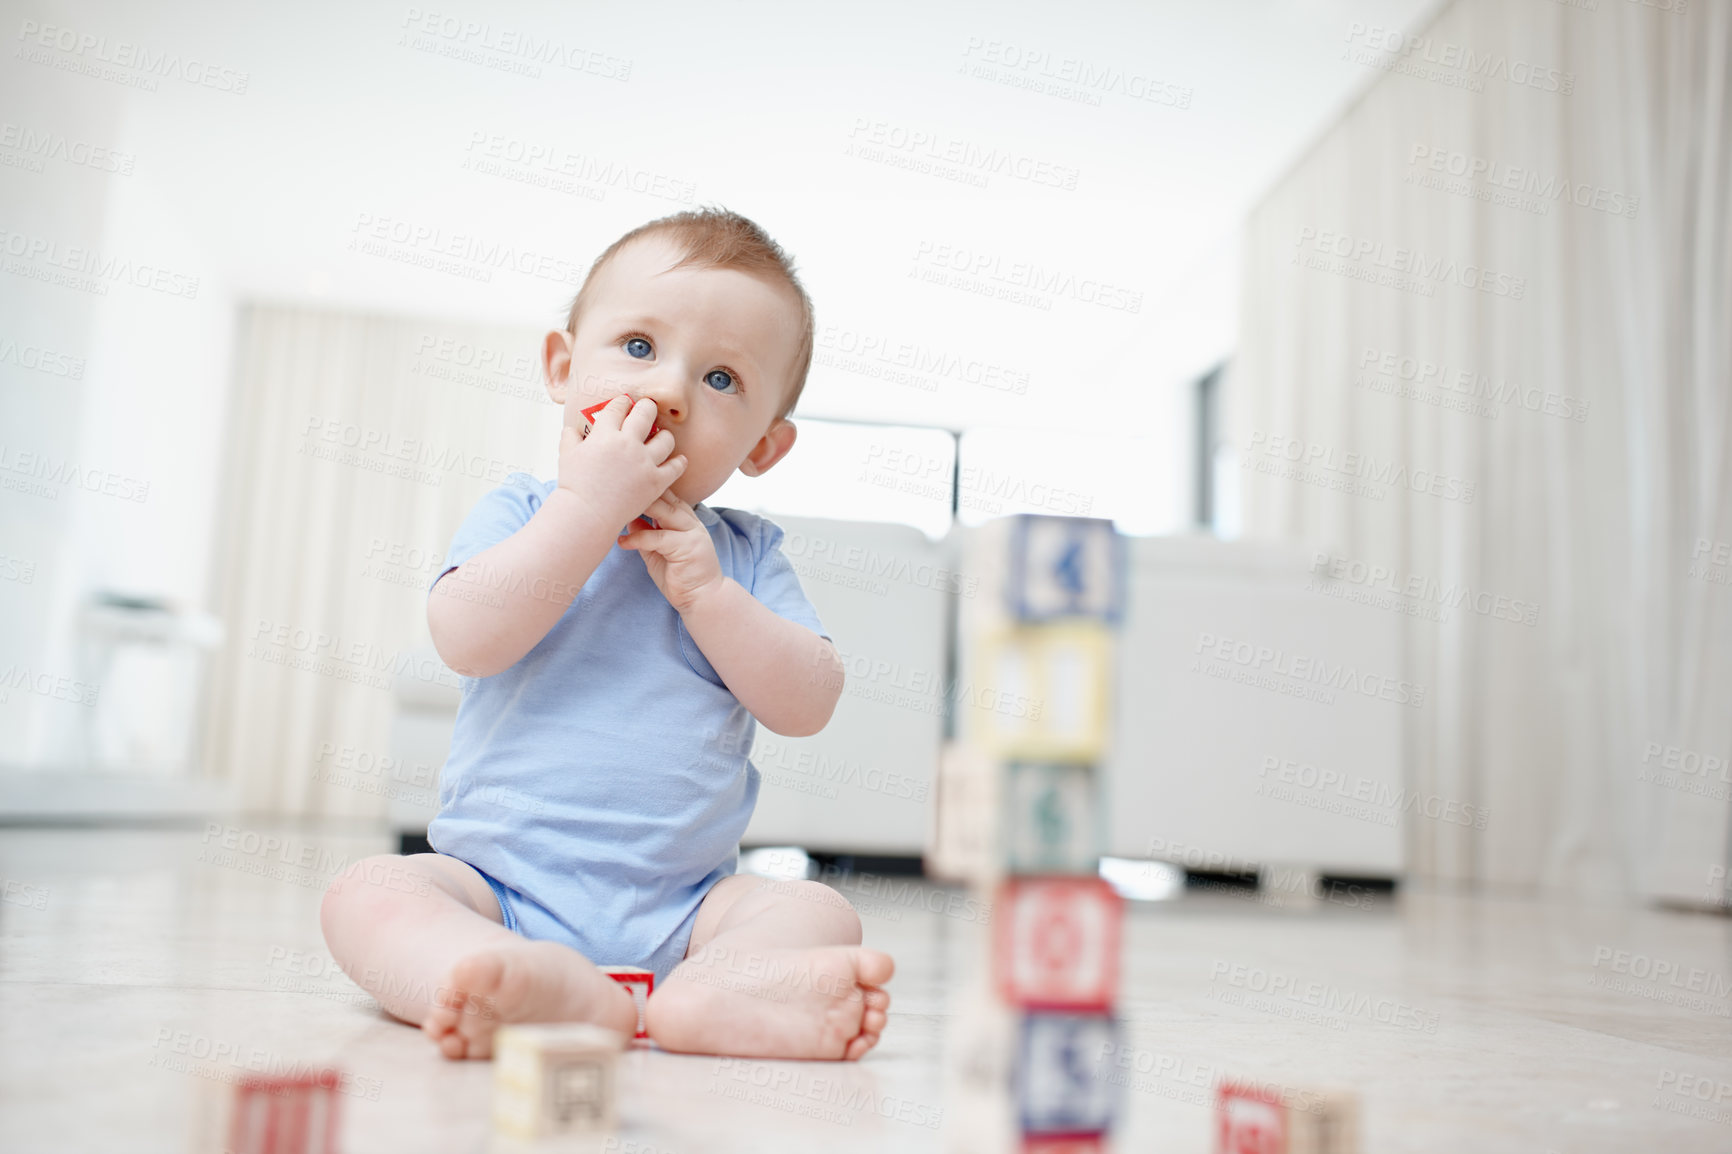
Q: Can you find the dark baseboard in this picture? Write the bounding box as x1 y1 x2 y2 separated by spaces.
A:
1318 873 1399 894
396 835 929 880
778 850 928 878
1185 868 1259 891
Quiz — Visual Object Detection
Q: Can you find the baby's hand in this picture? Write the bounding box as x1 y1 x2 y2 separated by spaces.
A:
616 487 725 614
557 396 686 533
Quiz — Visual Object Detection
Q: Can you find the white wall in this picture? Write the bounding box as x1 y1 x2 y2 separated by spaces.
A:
0 0 1436 775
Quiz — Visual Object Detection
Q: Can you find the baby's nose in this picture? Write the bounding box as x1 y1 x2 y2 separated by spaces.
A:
639 385 683 422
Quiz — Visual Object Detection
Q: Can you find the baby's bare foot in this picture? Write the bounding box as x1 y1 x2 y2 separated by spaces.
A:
420 940 637 1060
647 943 894 1060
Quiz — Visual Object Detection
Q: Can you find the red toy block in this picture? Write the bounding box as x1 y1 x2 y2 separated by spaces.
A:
1023 1136 1107 1154
993 876 1122 1010
1217 1079 1360 1154
222 1069 342 1154
1218 1081 1286 1154
581 396 661 438
599 966 654 1040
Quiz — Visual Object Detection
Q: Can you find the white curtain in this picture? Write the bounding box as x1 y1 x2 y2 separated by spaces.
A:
201 307 551 817
1233 0 1732 897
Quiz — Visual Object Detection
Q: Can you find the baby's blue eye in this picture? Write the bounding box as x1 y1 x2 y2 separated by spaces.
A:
705 369 738 393
624 337 652 359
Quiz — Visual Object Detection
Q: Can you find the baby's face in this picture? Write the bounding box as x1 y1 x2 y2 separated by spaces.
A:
546 234 803 507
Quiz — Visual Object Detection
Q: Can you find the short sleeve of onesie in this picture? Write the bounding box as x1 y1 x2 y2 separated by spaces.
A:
427 471 547 594
719 508 829 641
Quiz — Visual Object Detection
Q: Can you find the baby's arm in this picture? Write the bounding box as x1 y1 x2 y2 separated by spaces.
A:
430 397 685 678
678 579 844 737
428 487 621 677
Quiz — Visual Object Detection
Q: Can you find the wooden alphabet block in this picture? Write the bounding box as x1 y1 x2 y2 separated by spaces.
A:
1015 1011 1120 1137
1007 515 1126 625
967 624 1112 762
1216 1080 1360 1154
492 1024 625 1139
1021 1135 1107 1154
1004 762 1100 875
928 740 1003 886
193 1069 343 1154
993 877 1122 1011
941 988 1018 1154
597 966 653 1040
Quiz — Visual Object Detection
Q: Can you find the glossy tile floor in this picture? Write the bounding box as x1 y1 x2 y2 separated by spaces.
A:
3 824 1732 1152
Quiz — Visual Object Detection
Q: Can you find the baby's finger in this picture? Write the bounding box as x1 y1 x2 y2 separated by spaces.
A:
643 492 699 528
617 526 672 552
585 393 633 432
622 396 659 437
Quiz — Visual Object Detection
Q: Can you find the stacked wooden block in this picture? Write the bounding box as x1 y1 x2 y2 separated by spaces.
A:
939 514 1128 1154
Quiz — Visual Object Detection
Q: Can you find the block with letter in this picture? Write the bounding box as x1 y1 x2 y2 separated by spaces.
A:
492 1023 625 1139
1014 1011 1120 1137
192 1069 343 1154
1216 1080 1361 1154
1004 762 1100 875
598 966 654 1040
929 740 1003 886
993 876 1122 1010
967 624 1112 762
1007 514 1126 624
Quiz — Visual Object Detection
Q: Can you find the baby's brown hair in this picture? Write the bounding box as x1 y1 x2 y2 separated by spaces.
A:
565 206 815 422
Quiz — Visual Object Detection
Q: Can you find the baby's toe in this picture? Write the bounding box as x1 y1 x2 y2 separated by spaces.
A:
854 949 895 988
862 1006 888 1035
422 1007 456 1042
843 1032 878 1060
862 987 890 1011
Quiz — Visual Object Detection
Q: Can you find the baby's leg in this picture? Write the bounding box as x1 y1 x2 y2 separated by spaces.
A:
647 875 894 1060
319 853 635 1059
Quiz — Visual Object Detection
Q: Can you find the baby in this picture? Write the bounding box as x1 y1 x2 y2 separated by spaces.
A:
320 207 893 1061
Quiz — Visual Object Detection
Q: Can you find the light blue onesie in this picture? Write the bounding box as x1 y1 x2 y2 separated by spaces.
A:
425 472 828 982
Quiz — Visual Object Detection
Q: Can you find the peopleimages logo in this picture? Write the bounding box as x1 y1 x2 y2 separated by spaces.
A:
1358 346 1589 423
1342 23 1574 94
1293 227 1526 299
1257 755 1489 830
14 20 252 94
1406 145 1638 219
911 239 1143 313
0 226 201 299
1246 430 1476 504
1309 550 1539 627
1193 632 1426 708
0 122 135 174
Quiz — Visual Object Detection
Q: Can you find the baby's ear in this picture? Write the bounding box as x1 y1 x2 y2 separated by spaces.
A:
738 419 797 477
541 329 574 402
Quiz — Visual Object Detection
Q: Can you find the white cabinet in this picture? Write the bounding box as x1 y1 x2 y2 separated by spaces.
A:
741 516 952 854
1102 536 1404 876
